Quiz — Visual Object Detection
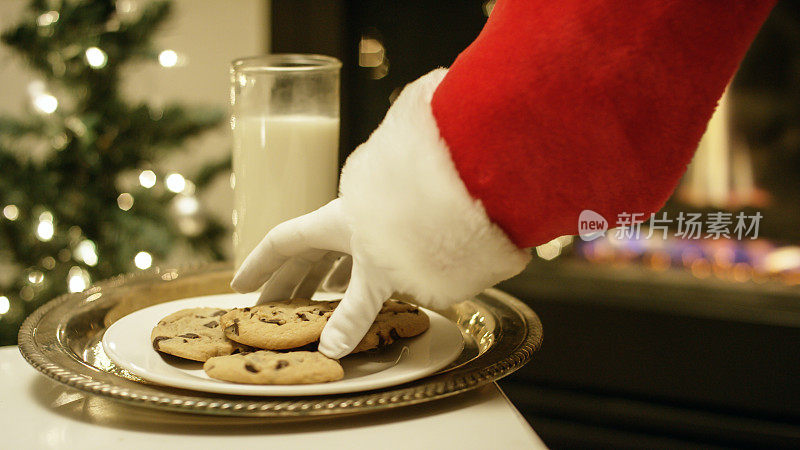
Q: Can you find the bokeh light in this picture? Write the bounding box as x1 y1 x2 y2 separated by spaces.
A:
117 192 134 211
139 170 157 188
134 251 152 270
85 47 108 68
158 49 178 67
3 205 19 220
165 173 186 193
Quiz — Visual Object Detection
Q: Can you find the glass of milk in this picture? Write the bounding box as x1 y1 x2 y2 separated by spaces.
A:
230 54 341 268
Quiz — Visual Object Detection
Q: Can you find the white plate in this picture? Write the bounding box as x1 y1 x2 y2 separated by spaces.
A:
102 293 464 396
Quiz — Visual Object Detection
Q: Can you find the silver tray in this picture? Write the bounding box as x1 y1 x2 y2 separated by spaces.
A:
18 263 542 418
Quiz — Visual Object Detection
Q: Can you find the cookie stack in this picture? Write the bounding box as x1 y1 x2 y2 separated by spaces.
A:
150 299 429 385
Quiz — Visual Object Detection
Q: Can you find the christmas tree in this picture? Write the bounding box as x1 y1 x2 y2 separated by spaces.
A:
0 0 229 345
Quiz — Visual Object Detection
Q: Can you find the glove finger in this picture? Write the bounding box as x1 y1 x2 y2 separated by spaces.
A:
231 199 350 293
318 261 391 359
256 250 327 304
292 251 342 299
320 254 353 293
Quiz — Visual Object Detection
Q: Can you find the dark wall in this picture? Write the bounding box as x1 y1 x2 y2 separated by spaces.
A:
271 0 487 166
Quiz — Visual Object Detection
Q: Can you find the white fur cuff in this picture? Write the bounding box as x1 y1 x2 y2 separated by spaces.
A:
339 69 531 309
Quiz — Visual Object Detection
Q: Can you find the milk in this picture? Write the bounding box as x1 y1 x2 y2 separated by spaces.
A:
232 115 339 268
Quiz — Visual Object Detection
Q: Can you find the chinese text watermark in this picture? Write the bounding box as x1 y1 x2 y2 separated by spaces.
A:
578 210 762 242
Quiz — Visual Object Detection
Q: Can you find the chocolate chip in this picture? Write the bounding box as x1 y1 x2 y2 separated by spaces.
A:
411 309 420 314
390 328 401 340
242 307 251 312
259 317 268 323
276 360 289 369
318 311 325 316
182 339 188 343
178 333 200 339
245 363 260 373
203 321 218 328
152 336 169 350
377 333 386 348
296 312 309 321
211 310 226 316
266 318 285 325
225 322 239 336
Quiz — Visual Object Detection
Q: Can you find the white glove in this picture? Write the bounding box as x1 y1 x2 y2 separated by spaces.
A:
231 198 393 359
231 69 531 359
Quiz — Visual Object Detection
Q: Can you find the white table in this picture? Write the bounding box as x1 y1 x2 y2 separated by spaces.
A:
0 346 546 449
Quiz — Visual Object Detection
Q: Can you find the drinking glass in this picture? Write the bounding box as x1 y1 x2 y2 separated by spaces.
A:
230 54 341 268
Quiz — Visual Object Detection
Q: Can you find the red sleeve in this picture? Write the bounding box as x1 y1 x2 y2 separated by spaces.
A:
431 0 776 247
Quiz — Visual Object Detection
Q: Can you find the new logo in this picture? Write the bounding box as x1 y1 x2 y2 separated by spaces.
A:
578 210 608 241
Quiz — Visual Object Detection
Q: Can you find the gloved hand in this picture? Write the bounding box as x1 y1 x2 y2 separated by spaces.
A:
231 70 531 359
231 198 394 359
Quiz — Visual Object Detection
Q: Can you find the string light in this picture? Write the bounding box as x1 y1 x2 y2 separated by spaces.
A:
36 211 55 241
65 116 87 137
29 80 58 114
75 239 98 266
116 0 136 16
139 170 156 188
33 93 58 114
0 296 9 315
85 47 108 69
3 205 19 220
41 256 56 270
27 270 44 284
37 11 59 27
52 133 69 150
174 194 199 215
67 266 90 293
165 173 186 193
158 49 178 67
117 192 134 211
134 251 152 269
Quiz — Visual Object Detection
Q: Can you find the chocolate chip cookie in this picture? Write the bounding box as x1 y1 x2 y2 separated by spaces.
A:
151 307 252 361
221 299 429 354
219 299 338 350
203 350 344 384
351 300 430 353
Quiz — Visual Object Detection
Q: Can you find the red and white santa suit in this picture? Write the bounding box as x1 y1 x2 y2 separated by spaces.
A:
233 0 776 358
